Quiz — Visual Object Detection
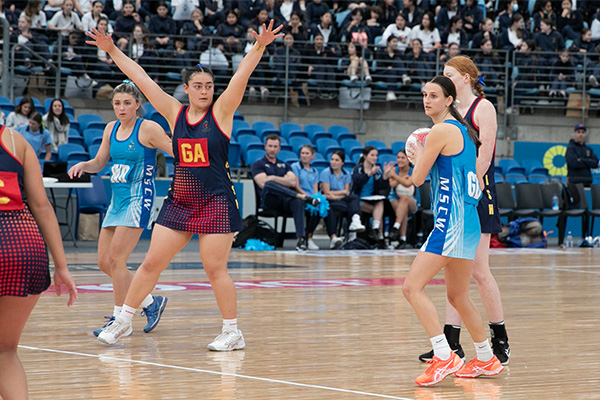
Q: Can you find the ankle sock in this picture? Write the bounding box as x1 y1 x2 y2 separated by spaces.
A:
222 318 238 333
119 305 136 323
474 339 494 362
431 334 452 360
140 294 154 309
113 306 122 317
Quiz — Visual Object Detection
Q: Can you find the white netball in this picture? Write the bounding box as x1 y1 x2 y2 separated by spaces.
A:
405 127 430 163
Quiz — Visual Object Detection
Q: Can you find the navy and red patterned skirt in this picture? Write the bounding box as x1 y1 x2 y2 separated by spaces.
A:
0 205 51 297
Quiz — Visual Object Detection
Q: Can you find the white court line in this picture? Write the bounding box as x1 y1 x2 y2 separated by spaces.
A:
18 345 414 400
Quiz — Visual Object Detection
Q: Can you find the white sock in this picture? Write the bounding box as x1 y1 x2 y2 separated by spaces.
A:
372 220 381 230
431 334 452 360
119 305 137 324
113 306 122 317
140 294 154 309
400 236 407 241
474 339 494 362
393 222 401 229
222 318 238 333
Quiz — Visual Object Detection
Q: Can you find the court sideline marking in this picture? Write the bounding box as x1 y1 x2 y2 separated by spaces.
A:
19 345 415 400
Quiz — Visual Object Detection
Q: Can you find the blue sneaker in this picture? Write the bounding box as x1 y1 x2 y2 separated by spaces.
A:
141 295 168 333
93 316 115 337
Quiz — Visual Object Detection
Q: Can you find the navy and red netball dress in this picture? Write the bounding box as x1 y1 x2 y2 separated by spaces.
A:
0 125 51 297
155 105 242 234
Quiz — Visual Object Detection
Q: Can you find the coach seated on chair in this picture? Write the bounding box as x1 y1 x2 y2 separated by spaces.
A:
251 134 320 251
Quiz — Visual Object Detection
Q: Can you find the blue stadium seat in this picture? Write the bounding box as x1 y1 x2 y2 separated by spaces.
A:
245 149 265 166
88 143 102 158
309 131 333 143
142 103 156 118
57 143 89 163
316 138 343 160
328 125 350 135
341 138 362 153
498 159 526 175
504 173 528 184
252 121 276 137
238 134 262 154
378 153 397 165
279 122 302 138
279 150 299 164
289 136 312 152
68 135 85 147
527 173 549 184
391 141 405 155
83 129 104 148
521 159 549 176
77 113 104 132
148 110 171 133
233 119 250 134
234 110 244 120
304 124 326 136
228 141 241 169
86 122 107 131
365 140 388 151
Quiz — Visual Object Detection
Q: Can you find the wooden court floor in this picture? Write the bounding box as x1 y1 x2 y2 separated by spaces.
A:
19 241 600 400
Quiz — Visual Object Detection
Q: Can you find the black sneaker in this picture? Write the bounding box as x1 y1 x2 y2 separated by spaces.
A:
304 196 320 207
418 344 465 363
296 237 307 251
492 338 510 365
390 227 399 242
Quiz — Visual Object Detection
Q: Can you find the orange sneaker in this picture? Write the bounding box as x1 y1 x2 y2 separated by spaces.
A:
415 352 464 387
454 356 504 378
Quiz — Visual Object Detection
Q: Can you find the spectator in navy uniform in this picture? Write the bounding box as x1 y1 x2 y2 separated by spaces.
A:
182 8 211 52
238 0 266 28
548 49 575 98
405 38 433 89
557 0 583 41
306 0 329 25
309 10 339 47
566 124 599 187
273 32 303 106
506 39 539 115
496 0 523 32
534 18 565 67
379 0 398 28
201 0 229 27
216 10 245 55
285 11 308 42
0 0 19 27
569 28 594 65
148 2 177 50
252 134 321 251
273 0 302 24
460 0 482 39
343 7 372 46
498 13 528 52
402 0 423 28
436 0 459 33
303 33 337 99
532 0 556 33
440 15 467 48
473 38 503 88
375 35 409 101
113 0 142 50
472 17 497 49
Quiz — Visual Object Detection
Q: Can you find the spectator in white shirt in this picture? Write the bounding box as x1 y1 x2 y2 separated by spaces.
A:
380 13 412 53
48 0 82 36
410 11 441 53
81 0 112 32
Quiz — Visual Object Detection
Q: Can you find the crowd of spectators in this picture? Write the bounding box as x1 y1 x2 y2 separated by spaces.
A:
3 0 600 102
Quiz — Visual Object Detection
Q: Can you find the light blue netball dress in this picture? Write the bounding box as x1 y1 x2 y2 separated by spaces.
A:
421 120 482 260
102 118 157 230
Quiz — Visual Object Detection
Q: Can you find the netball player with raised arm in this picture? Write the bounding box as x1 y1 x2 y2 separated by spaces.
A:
418 56 510 365
403 76 503 387
68 82 173 338
86 21 284 350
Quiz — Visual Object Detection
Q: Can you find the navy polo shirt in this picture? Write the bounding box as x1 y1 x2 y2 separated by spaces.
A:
251 156 292 197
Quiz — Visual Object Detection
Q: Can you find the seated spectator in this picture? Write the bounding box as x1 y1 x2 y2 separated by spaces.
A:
273 0 302 24
379 0 398 28
405 38 434 89
343 7 371 46
387 149 416 248
587 44 600 88
81 0 112 33
248 7 271 37
168 36 197 73
47 0 82 36
11 15 52 68
303 33 337 99
171 0 198 26
440 15 467 48
291 144 341 250
6 96 36 129
410 11 441 53
251 134 321 251
216 10 245 55
244 25 271 100
55 30 95 79
91 17 122 84
341 41 372 85
16 112 52 160
351 145 393 240
436 0 459 33
272 33 302 106
569 28 594 65
496 0 523 32
72 0 92 15
549 49 575 98
380 13 412 53
284 11 308 42
402 0 423 29
182 8 210 52
375 35 410 101
43 98 71 150
532 0 556 33
113 0 142 50
320 150 366 242
306 0 329 26
202 0 227 27
591 11 600 45
498 13 528 52
237 0 267 29
460 0 482 39
43 0 64 20
199 42 230 90
438 42 461 67
148 2 177 50
534 18 565 65
365 5 384 40
130 23 159 80
309 10 339 47
557 0 583 41
20 0 46 29
472 17 497 49
507 39 539 115
473 38 503 88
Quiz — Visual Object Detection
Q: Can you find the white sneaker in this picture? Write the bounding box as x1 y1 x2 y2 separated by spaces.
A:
260 87 270 99
207 330 246 351
365 75 372 85
248 86 256 100
349 215 365 232
330 237 343 249
386 90 397 101
350 74 358 83
98 317 133 345
307 238 319 250
402 74 412 86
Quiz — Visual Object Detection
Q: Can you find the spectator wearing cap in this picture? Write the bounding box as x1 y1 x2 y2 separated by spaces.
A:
566 124 599 187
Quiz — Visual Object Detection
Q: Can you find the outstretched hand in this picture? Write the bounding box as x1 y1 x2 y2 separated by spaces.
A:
86 26 116 53
252 20 284 47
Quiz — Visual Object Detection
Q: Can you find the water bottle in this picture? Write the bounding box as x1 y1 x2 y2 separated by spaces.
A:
552 194 559 210
565 231 573 248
